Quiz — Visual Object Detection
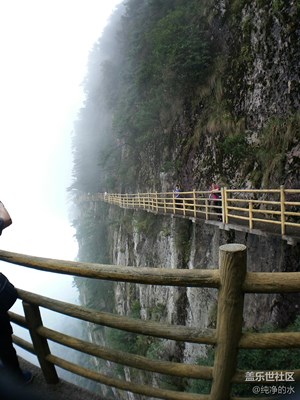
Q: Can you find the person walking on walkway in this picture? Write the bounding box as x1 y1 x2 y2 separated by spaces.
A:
0 201 33 384
174 184 182 209
209 183 222 221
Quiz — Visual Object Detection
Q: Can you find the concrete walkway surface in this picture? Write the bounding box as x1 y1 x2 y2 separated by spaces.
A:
1 357 105 400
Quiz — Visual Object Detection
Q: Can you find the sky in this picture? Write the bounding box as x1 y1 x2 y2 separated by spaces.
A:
0 0 124 373
0 0 123 350
0 0 123 275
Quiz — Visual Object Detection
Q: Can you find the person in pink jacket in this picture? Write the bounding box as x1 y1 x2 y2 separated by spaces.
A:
209 183 222 221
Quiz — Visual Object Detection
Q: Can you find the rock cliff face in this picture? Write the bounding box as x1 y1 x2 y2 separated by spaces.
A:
163 0 300 192
110 207 300 328
228 1 299 122
87 205 299 400
71 1 300 398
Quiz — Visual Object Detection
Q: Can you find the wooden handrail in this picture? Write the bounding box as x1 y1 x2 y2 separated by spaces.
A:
0 250 220 286
46 354 211 400
86 188 300 240
239 332 300 349
16 289 216 344
37 326 213 380
2 249 300 292
1 244 299 400
243 272 300 293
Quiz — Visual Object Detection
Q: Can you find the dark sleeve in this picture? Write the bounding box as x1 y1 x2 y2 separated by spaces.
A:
0 218 4 235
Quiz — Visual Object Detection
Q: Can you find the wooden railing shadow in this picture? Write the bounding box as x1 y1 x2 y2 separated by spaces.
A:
0 245 299 400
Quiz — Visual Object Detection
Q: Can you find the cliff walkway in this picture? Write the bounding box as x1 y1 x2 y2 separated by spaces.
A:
0 243 299 400
1 357 103 400
80 186 300 244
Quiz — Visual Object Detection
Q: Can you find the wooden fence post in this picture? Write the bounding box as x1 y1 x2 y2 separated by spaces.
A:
137 192 140 208
205 199 209 220
173 192 176 214
209 244 247 400
224 188 229 224
280 185 286 235
193 190 196 218
221 187 226 223
23 302 59 384
249 200 253 229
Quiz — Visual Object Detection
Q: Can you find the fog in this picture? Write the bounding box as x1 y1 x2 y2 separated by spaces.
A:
0 0 124 387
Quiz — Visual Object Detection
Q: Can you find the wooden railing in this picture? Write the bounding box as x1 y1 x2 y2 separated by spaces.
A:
80 187 300 238
0 246 299 400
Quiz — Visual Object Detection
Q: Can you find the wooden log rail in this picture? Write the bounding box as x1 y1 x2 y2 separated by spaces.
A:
0 246 299 400
85 187 300 238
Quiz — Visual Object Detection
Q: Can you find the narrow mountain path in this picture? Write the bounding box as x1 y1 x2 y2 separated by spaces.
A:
2 358 106 400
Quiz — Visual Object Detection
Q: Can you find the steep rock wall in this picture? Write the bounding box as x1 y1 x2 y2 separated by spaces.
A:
100 206 300 400
154 0 300 193
71 1 300 398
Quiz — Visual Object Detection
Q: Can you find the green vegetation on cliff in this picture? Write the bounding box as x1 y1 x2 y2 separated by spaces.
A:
190 317 300 396
71 0 300 200
69 2 300 395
